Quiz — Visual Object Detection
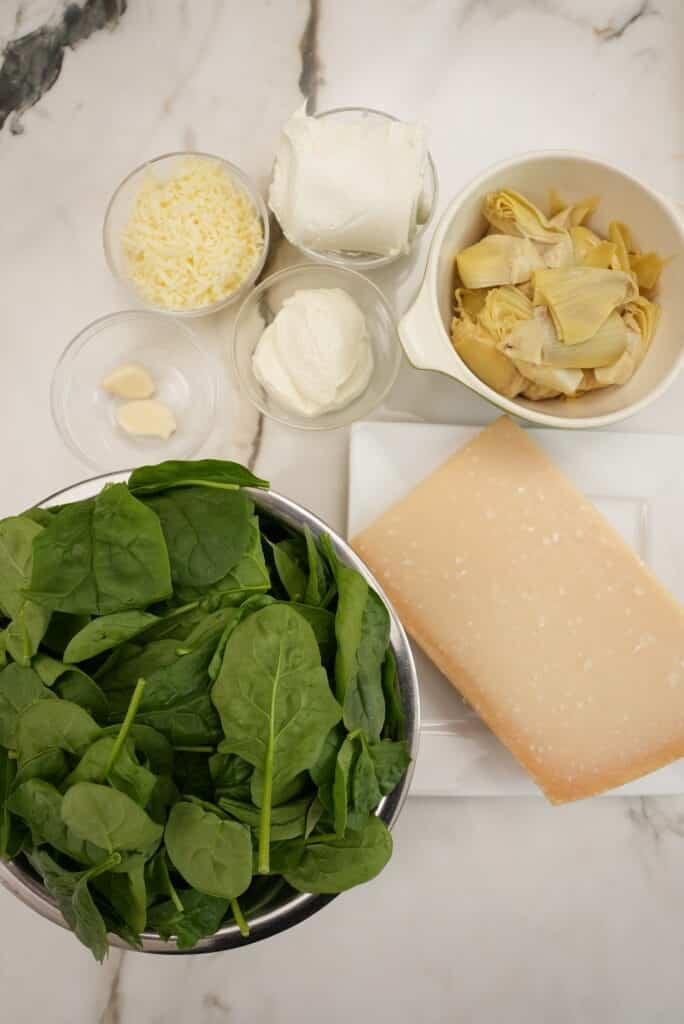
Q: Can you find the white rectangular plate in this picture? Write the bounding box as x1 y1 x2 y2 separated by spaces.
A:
348 422 684 797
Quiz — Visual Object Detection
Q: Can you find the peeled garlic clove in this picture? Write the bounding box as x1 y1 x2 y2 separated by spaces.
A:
102 363 156 400
116 400 177 440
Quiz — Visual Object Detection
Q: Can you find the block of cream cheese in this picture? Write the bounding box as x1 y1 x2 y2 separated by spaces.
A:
269 109 428 256
353 417 684 803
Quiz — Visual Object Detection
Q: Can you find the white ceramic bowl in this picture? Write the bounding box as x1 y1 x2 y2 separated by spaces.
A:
399 151 684 429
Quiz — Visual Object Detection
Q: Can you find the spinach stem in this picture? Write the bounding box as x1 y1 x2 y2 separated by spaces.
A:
230 897 250 937
160 850 184 913
164 601 201 620
104 678 146 778
83 851 122 882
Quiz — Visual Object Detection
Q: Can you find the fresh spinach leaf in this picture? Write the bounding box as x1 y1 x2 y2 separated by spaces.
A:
321 536 388 742
64 737 157 808
28 848 121 962
128 459 268 496
0 746 16 858
146 774 178 825
207 595 275 681
180 606 239 653
145 847 184 909
381 649 405 741
8 780 107 866
347 734 382 831
331 730 383 836
0 515 51 665
56 672 109 723
212 604 341 873
304 796 325 838
61 782 163 853
369 740 411 795
303 527 331 607
27 485 172 615
124 724 174 775
165 801 252 899
63 612 160 664
268 538 308 602
176 516 269 607
13 747 69 788
0 515 42 617
310 724 346 811
107 640 221 748
144 488 252 589
218 795 311 841
147 889 229 950
98 640 179 693
289 604 336 666
92 862 147 936
6 601 51 667
0 664 56 748
274 816 393 894
209 752 253 802
16 699 101 764
41 613 91 657
20 507 54 528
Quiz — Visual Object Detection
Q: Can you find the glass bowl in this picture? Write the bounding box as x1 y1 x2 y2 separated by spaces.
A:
232 264 402 430
103 152 270 317
51 310 220 471
291 106 438 271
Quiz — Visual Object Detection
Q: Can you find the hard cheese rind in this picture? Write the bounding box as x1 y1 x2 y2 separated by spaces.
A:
353 416 684 803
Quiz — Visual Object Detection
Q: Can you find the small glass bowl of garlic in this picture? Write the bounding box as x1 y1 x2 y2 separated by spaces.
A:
51 310 220 470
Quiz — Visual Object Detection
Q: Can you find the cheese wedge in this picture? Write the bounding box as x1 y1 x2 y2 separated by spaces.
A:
353 417 684 803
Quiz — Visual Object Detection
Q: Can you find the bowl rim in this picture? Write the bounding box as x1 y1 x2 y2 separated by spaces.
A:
404 148 684 429
50 308 221 470
102 150 270 318
288 105 439 271
0 470 420 955
231 262 403 431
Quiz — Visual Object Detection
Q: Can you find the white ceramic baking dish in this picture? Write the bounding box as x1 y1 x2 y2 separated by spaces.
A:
399 151 684 429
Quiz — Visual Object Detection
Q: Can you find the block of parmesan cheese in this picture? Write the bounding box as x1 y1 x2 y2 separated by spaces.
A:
353 417 684 803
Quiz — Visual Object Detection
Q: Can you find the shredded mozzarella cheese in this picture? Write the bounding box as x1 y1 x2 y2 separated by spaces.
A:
121 157 264 309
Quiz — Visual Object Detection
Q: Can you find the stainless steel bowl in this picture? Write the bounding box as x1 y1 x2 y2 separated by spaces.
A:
0 472 420 955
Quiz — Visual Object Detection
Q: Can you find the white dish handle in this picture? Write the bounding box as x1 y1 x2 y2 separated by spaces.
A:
398 281 469 381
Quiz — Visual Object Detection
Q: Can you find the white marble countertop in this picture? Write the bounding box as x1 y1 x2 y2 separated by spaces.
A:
1 1 683 1021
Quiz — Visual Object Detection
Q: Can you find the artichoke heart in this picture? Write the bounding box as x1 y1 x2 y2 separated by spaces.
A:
548 193 599 230
570 225 602 263
455 234 544 289
512 360 583 397
533 266 637 345
608 221 633 274
451 316 526 398
594 350 636 387
478 285 532 340
451 187 663 402
570 225 621 269
501 308 628 369
454 286 488 320
521 383 562 401
629 251 667 291
623 295 661 366
483 189 567 244
542 232 575 269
